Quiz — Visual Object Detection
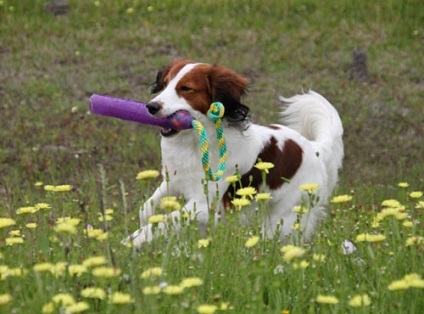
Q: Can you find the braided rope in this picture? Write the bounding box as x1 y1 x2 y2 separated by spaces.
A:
191 102 227 181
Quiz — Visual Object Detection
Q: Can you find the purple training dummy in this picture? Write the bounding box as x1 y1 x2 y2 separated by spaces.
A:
89 94 194 130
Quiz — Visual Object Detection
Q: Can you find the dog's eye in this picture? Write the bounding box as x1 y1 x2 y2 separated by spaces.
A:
180 85 193 92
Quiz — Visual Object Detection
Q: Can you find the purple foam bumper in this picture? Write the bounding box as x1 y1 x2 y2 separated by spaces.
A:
89 94 194 130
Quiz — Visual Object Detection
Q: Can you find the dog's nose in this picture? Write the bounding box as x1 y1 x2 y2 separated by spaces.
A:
146 102 161 115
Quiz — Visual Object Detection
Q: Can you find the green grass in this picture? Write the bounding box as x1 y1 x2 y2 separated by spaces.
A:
0 0 423 313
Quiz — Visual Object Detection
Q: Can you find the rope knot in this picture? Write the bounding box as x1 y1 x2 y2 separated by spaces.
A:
207 102 225 122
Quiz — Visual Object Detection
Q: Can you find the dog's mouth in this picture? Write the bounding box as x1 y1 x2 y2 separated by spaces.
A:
160 128 179 137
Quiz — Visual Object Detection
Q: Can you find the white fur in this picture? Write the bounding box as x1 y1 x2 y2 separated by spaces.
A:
123 64 344 248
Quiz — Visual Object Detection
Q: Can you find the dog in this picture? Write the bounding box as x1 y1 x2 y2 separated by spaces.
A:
124 58 343 248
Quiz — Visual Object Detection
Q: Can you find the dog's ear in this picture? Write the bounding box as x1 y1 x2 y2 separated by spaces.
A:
209 64 249 102
149 64 172 94
208 64 250 127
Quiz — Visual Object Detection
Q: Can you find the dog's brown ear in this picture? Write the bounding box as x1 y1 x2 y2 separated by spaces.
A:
208 64 249 102
208 64 250 128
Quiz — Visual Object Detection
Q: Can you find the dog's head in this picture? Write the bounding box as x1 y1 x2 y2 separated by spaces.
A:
148 58 250 137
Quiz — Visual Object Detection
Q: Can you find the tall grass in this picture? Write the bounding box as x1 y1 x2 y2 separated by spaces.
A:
1 166 423 313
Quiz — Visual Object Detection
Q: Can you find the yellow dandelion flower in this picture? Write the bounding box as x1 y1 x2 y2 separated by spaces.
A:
255 192 272 202
80 287 106 300
65 301 89 313
98 214 113 222
225 175 240 183
140 267 163 279
0 294 12 305
395 212 408 220
16 206 38 214
25 223 38 229
136 170 160 180
33 263 54 272
94 231 108 241
180 277 204 288
68 264 88 277
330 194 352 203
35 203 51 210
82 256 107 267
44 185 55 191
397 182 409 188
52 293 76 306
410 191 423 199
162 285 185 295
316 294 339 304
5 237 24 246
231 198 251 210
245 235 260 248
41 302 55 314
220 302 231 310
281 245 305 262
292 260 309 269
348 294 371 307
381 199 402 208
254 161 275 173
356 233 386 243
9 229 21 237
85 228 108 241
198 238 210 248
92 267 121 278
299 183 318 193
197 304 218 314
292 205 309 214
126 7 134 14
109 292 134 304
53 185 73 192
34 181 44 187
51 262 67 277
0 217 16 229
236 187 257 199
160 197 181 211
105 208 114 215
54 222 77 234
148 214 165 224
56 217 80 226
313 254 326 262
402 220 413 228
388 279 409 291
291 223 300 230
94 1 100 8
416 201 424 209
405 236 424 246
142 286 161 295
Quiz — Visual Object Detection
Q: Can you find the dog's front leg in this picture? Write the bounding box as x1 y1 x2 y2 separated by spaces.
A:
123 198 210 249
139 181 172 226
121 181 172 247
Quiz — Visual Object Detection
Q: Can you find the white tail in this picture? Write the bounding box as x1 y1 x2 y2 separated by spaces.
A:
279 91 344 191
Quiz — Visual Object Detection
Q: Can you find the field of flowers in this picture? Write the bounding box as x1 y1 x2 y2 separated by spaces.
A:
1 170 423 313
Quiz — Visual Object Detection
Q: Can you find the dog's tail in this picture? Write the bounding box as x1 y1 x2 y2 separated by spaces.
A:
279 91 344 190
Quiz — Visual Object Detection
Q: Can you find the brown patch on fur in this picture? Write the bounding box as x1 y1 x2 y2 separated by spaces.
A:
222 138 303 208
268 125 281 130
175 64 212 114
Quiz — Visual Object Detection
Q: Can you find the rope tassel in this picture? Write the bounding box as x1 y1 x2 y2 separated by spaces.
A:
191 102 227 181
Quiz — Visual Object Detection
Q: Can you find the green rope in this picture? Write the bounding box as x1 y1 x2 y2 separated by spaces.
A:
191 102 227 181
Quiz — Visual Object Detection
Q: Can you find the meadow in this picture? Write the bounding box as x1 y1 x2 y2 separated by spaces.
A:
0 0 423 313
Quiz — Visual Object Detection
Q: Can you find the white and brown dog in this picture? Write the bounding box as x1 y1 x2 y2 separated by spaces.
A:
124 58 343 248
